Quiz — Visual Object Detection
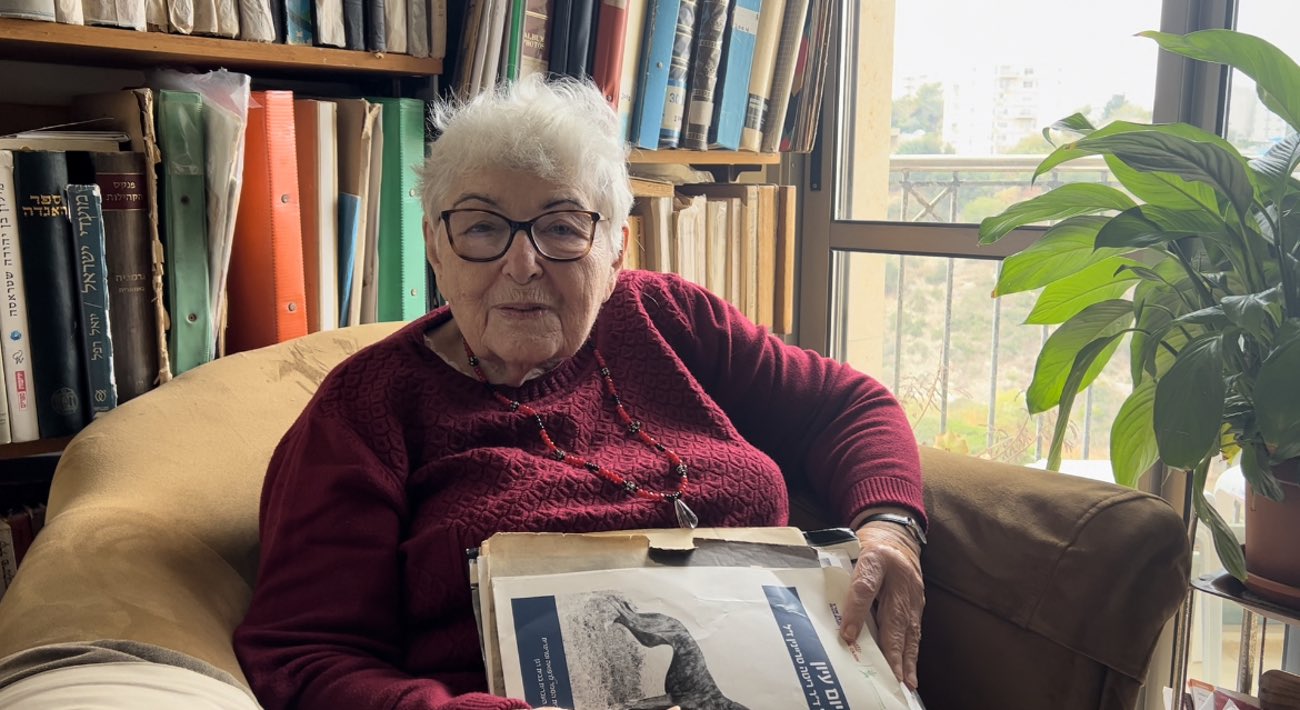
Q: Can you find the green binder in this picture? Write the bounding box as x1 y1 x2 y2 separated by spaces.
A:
370 97 427 322
157 90 213 374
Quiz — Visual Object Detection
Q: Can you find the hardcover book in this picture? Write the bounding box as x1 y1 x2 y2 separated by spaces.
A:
13 150 88 438
518 0 549 80
0 0 54 20
707 0 761 150
759 0 809 153
369 98 426 323
0 150 39 444
65 184 118 418
591 0 630 108
680 0 730 149
738 0 784 151
656 0 697 148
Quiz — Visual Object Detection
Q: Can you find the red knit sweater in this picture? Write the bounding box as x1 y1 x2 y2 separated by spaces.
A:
233 270 923 710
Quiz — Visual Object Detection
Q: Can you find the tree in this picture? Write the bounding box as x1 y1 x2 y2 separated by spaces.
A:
896 134 954 154
1099 94 1151 123
893 82 944 134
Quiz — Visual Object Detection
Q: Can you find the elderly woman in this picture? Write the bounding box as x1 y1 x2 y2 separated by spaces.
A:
232 77 925 710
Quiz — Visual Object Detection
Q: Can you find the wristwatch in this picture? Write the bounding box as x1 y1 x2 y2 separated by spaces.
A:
858 512 928 547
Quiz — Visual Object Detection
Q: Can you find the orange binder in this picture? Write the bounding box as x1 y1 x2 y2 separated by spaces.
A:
226 91 309 354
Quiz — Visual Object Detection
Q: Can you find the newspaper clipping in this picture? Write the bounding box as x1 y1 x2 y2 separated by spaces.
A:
493 565 921 710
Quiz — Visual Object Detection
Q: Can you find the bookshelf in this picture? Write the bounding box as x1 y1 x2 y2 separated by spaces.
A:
0 17 442 76
627 149 782 166
0 437 73 460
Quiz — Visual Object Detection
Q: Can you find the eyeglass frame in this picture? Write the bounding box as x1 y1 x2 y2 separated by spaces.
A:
438 207 605 263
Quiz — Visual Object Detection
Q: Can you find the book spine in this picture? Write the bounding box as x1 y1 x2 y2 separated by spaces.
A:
548 0 572 77
681 0 729 149
383 0 407 54
0 0 55 21
504 0 524 81
739 0 783 151
566 0 595 78
285 0 314 43
375 98 427 322
343 0 365 48
518 0 549 79
14 151 88 439
66 184 118 418
708 0 759 150
56 0 83 24
656 0 696 149
0 520 15 595
777 0 813 151
91 153 157 404
429 0 447 59
365 0 387 51
614 0 646 140
407 0 429 57
631 0 681 149
759 0 808 152
0 151 38 444
591 0 629 108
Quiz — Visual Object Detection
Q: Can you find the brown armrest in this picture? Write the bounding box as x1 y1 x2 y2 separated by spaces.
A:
919 446 1190 681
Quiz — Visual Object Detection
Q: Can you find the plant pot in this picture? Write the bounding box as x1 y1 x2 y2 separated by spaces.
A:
1244 461 1300 608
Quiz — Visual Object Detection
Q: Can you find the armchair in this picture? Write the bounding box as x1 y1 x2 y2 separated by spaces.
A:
0 324 1190 709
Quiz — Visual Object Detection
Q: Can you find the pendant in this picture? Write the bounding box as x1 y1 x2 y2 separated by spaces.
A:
674 497 699 529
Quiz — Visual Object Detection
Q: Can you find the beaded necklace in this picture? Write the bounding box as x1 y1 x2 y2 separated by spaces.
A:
462 339 700 529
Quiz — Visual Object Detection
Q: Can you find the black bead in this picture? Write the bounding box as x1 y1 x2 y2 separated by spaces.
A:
654 443 666 452
584 462 601 473
599 367 611 377
509 400 521 412
623 481 639 493
674 464 688 477
468 356 479 366
552 449 568 461
533 415 546 429
627 420 642 434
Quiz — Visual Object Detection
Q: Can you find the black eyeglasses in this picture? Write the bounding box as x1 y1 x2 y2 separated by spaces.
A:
439 208 603 262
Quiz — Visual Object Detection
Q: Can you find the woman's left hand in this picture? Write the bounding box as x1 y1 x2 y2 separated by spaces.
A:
838 520 924 689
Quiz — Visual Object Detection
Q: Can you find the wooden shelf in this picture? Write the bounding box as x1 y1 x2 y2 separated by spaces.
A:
0 18 442 77
0 436 72 460
627 149 782 166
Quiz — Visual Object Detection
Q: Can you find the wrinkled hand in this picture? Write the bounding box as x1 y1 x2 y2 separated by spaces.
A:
838 521 924 689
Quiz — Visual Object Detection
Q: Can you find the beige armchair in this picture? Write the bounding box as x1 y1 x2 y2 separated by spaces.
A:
0 324 1191 709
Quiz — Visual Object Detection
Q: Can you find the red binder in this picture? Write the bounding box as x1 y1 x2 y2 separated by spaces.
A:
591 0 630 110
226 91 309 354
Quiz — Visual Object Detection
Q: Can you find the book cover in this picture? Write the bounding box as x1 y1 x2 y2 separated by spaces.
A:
407 0 430 57
613 0 646 140
480 0 507 88
83 0 146 28
566 0 595 79
369 97 426 323
294 99 341 333
755 183 776 329
707 0 760 150
238 0 276 40
759 0 808 153
0 0 54 20
738 0 783 152
167 0 194 33
786 0 829 153
548 0 572 77
777 0 812 151
315 0 346 46
383 0 407 55
56 0 82 23
430 0 447 59
677 183 757 319
591 0 629 108
285 0 314 43
227 91 309 353
360 105 384 324
90 152 158 404
342 0 364 48
66 184 118 418
681 0 730 150
364 0 386 51
656 0 696 148
502 0 524 81
518 0 549 80
773 184 795 335
14 150 88 439
157 90 214 376
0 151 38 444
630 0 682 149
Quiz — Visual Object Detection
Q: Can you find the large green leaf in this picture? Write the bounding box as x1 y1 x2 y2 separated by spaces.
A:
1046 334 1128 471
978 184 1136 244
1221 286 1283 340
1253 336 1300 462
1249 133 1300 207
1111 379 1160 488
1105 154 1220 213
1131 265 1201 382
1027 300 1134 414
994 217 1123 295
1141 30 1300 133
1074 130 1257 219
1193 463 1248 581
1092 206 1229 250
1035 120 1249 182
1042 112 1097 144
1154 334 1226 469
1025 257 1143 325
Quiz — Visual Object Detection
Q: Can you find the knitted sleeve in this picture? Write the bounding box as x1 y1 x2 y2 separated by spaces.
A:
652 274 926 526
232 403 530 710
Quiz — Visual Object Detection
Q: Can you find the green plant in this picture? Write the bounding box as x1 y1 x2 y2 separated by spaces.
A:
979 29 1300 581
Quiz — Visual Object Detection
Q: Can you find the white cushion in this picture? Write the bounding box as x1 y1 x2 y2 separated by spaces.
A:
0 662 262 709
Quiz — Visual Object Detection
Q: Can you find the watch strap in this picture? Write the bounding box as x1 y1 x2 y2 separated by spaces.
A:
859 512 928 547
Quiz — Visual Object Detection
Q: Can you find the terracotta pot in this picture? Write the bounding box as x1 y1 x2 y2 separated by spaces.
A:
1244 460 1300 608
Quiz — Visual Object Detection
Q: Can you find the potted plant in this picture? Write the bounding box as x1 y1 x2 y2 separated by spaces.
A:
978 29 1300 604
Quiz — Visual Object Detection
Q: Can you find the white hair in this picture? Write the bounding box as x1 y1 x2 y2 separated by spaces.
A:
417 76 633 255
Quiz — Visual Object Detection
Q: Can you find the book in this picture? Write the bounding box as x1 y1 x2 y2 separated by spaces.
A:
334 99 380 328
315 0 346 46
677 183 758 318
364 0 386 51
630 0 682 149
656 0 696 148
548 0 571 77
295 99 341 333
430 0 447 59
383 0 407 55
285 0 314 43
239 0 276 40
83 0 145 28
407 0 430 57
0 517 16 596
472 529 922 710
480 0 507 87
755 183 776 329
759 0 808 153
0 151 39 444
738 0 783 152
591 0 630 108
784 0 829 153
681 0 730 149
14 150 88 439
502 0 524 81
89 152 159 403
624 213 643 270
0 0 54 20
336 192 361 327
157 90 214 375
773 184 795 335
342 0 364 48
66 184 118 418
370 97 426 322
166 0 192 33
359 103 384 324
518 0 549 80
566 0 595 79
55 0 82 24
613 0 646 139
704 197 728 296
227 90 309 354
707 0 760 150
